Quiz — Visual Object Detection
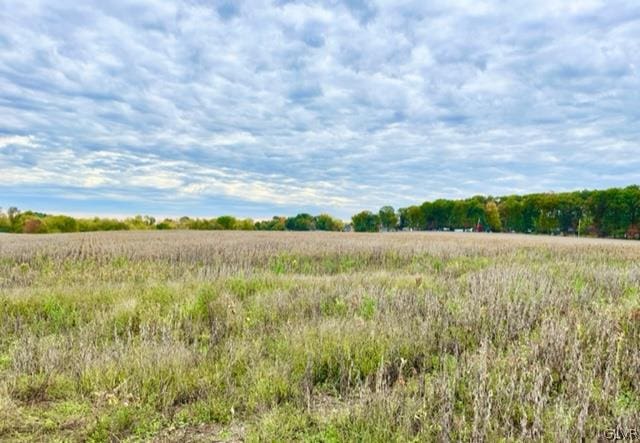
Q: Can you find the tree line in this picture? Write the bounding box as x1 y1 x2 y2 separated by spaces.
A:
0 209 344 234
351 185 640 238
1 185 639 238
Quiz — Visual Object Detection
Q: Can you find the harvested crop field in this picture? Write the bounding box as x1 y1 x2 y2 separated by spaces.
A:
1 231 639 441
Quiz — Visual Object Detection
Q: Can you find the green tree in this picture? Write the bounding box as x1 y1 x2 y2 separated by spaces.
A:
595 187 640 238
521 195 540 233
255 216 286 231
315 214 344 231
578 214 595 237
406 205 423 229
0 208 10 232
156 218 177 230
451 200 469 229
467 196 487 229
216 215 237 230
431 199 454 230
178 217 192 229
351 211 380 232
534 194 561 234
498 196 524 232
187 218 220 230
378 206 398 231
236 219 255 230
44 215 79 233
7 207 20 232
397 207 409 230
419 202 432 229
485 201 502 232
144 215 156 227
78 217 129 232
125 215 154 230
285 213 315 231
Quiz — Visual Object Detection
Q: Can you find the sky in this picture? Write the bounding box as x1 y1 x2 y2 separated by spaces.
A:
1 0 639 220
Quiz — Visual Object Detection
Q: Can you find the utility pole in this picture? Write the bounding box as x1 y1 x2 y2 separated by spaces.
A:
578 218 581 238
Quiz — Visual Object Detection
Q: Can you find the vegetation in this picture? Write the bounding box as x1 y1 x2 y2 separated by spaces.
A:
396 186 640 238
0 208 344 235
378 206 398 232
2 185 640 239
351 210 380 233
0 231 638 441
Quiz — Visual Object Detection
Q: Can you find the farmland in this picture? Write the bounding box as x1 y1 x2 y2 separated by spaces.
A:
0 231 639 441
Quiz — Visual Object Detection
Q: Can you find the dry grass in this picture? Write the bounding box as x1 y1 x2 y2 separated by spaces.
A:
0 231 639 441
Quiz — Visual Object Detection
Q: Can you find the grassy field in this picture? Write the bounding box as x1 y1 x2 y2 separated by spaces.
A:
0 231 639 441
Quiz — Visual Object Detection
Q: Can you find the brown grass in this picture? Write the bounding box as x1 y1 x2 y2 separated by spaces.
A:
0 231 639 441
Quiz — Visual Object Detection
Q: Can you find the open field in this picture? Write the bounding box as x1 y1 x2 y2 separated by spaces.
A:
0 231 639 441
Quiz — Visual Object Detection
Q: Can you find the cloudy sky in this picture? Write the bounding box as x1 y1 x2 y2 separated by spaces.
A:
1 0 639 219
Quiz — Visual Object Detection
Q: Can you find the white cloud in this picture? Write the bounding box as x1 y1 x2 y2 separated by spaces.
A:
0 135 36 149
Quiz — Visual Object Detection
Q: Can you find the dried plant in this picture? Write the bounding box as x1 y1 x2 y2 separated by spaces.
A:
0 231 638 441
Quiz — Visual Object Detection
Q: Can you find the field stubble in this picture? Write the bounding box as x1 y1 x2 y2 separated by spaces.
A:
0 231 639 441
